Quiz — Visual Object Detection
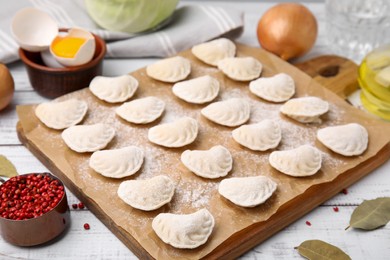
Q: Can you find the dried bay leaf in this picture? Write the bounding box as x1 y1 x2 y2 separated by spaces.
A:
347 197 390 230
0 155 18 178
296 240 351 260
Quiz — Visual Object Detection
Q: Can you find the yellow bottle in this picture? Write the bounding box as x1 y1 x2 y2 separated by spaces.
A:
358 44 390 120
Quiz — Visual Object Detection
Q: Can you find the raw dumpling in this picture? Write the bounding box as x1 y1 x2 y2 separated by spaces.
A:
218 57 262 81
146 56 191 83
218 176 277 207
61 123 115 153
269 145 322 177
232 120 281 151
152 208 215 249
118 175 175 211
280 96 329 123
191 38 236 66
116 97 165 124
89 75 138 103
172 75 220 104
249 73 295 102
317 123 369 156
148 117 198 148
201 98 250 127
181 145 232 179
89 146 144 178
35 99 87 130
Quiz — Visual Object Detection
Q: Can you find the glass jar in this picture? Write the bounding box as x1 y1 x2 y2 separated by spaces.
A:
326 0 390 63
358 44 390 120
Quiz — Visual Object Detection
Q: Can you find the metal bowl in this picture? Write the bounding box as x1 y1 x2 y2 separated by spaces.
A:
0 173 70 246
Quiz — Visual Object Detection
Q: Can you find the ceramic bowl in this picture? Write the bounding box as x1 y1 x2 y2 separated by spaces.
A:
0 173 70 246
19 30 106 99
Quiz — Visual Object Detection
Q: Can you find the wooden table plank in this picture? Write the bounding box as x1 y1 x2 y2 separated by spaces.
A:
0 202 388 260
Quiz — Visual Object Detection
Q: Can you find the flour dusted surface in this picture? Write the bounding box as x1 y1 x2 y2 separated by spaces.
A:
21 44 381 259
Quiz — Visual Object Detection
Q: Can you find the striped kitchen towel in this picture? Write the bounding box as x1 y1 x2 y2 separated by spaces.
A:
0 0 243 64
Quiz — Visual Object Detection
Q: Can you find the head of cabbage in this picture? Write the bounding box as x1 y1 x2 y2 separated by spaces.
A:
85 0 179 34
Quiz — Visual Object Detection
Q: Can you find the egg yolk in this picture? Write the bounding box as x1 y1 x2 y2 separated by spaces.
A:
51 37 86 58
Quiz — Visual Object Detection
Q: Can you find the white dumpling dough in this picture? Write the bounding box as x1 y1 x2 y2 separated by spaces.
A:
218 176 277 207
172 75 220 104
191 38 236 66
148 117 198 148
89 75 138 103
232 120 281 151
201 98 250 127
249 73 295 102
152 208 215 249
118 175 175 211
146 56 191 83
280 96 329 123
35 99 87 130
61 123 115 153
218 57 262 81
181 145 233 179
317 123 369 156
89 146 144 178
269 145 322 177
116 97 165 124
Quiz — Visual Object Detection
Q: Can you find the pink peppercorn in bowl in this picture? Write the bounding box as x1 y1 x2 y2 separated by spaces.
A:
0 173 70 246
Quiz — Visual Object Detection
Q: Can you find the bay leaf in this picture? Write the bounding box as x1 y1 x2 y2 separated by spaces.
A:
296 239 351 260
347 197 390 230
0 155 18 178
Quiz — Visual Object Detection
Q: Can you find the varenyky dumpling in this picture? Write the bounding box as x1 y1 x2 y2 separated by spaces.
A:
172 75 220 104
201 98 250 127
148 117 198 148
116 97 165 124
269 145 322 177
89 75 139 103
89 146 144 178
61 123 115 153
280 96 329 123
35 99 87 130
146 56 191 83
218 176 277 207
218 57 262 81
232 119 281 151
249 73 295 102
118 175 175 211
152 208 215 249
181 145 233 179
191 38 236 66
317 123 368 156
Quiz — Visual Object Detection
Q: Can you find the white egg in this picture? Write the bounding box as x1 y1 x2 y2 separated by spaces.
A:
11 7 58 52
40 50 64 68
50 28 96 67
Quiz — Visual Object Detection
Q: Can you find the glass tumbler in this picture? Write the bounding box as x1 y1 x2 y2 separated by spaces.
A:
326 0 390 63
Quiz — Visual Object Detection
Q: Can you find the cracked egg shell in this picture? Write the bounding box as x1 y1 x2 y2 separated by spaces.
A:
11 7 58 52
50 28 96 67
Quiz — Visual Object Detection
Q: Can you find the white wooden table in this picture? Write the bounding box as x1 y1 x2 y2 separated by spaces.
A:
1 1 389 259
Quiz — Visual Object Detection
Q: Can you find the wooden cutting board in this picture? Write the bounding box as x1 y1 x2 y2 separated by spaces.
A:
294 55 359 99
16 51 390 259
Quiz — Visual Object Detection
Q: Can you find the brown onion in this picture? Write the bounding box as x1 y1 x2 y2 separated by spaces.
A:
0 63 14 111
257 3 318 60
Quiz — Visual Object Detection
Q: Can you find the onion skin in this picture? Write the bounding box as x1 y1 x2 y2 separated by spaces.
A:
257 3 318 60
0 64 14 111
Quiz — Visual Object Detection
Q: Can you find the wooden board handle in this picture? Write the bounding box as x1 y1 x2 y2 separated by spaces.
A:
294 55 359 99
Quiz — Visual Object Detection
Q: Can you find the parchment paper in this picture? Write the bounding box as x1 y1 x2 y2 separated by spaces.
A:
17 44 390 259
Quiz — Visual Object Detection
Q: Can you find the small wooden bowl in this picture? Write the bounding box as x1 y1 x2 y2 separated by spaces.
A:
19 30 106 99
0 173 70 246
